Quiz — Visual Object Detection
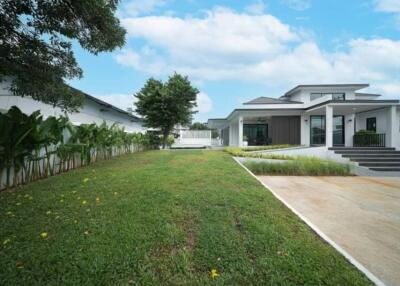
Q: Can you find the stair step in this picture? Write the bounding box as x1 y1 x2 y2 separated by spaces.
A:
359 162 400 167
329 147 395 151
335 151 400 155
369 167 400 172
351 158 400 162
343 154 400 158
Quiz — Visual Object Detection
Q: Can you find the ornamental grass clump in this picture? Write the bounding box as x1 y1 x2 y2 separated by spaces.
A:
244 157 352 176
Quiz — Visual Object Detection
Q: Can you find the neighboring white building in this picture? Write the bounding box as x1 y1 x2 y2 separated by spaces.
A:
208 84 400 149
0 81 145 133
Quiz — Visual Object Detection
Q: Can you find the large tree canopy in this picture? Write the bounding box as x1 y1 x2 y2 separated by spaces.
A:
135 74 198 148
0 0 126 111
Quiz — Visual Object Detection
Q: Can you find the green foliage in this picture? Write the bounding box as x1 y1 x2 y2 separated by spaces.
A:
135 73 198 148
0 0 126 111
0 151 371 285
0 106 153 189
244 158 352 176
190 122 208 130
166 135 175 147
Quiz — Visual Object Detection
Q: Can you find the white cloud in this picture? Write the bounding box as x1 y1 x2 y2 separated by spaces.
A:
375 0 400 13
280 0 311 11
245 0 267 15
116 7 400 99
196 92 213 113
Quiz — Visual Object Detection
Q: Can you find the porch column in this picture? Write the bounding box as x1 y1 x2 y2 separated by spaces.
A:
300 113 310 146
387 105 398 148
345 114 355 147
325 105 333 148
238 116 243 147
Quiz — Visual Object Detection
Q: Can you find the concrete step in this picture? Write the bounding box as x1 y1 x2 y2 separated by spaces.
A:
334 150 400 155
351 158 400 162
342 154 400 158
369 167 400 172
359 162 400 167
329 147 395 151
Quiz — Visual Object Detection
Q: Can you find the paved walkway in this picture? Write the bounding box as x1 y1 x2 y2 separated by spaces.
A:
257 176 400 286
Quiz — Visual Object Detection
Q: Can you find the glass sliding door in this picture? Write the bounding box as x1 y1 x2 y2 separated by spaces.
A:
333 116 344 146
243 124 268 146
310 116 325 145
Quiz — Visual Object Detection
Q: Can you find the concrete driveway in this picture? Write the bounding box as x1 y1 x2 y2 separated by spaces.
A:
257 176 400 286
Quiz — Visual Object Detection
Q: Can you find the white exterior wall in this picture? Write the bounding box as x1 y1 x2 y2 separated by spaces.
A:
355 107 400 148
0 86 145 133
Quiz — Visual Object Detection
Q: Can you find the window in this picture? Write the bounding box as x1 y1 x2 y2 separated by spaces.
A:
310 92 346 101
366 117 376 132
332 93 345 100
310 93 323 101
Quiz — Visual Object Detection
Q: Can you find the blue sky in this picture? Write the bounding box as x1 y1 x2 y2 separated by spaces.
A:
69 0 400 122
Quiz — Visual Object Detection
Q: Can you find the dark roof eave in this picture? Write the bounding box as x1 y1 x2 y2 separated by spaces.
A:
284 84 370 97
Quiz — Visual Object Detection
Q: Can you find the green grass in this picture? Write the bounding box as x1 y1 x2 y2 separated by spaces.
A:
244 157 352 176
0 150 369 285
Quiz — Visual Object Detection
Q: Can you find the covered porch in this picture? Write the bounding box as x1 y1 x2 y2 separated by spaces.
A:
305 103 399 148
208 102 399 148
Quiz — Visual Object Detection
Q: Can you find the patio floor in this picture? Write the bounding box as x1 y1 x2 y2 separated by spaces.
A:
257 176 400 286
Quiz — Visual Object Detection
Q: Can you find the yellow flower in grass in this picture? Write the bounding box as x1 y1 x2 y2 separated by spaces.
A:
40 232 48 239
210 269 219 279
3 238 11 245
96 197 100 203
60 199 64 203
82 200 87 205
113 192 118 196
83 178 89 183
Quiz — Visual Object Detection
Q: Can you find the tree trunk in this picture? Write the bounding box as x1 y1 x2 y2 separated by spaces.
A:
162 129 169 149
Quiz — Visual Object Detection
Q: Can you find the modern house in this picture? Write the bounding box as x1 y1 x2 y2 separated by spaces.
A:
208 84 400 149
0 81 145 133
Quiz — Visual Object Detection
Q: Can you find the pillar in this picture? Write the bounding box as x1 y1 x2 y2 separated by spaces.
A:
325 105 333 148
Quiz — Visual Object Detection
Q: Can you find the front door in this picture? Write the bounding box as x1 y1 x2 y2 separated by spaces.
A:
310 116 325 145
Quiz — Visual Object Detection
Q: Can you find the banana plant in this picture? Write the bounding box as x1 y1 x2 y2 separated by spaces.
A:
0 107 42 188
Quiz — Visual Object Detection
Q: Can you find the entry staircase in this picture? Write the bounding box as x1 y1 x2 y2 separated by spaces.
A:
328 147 400 172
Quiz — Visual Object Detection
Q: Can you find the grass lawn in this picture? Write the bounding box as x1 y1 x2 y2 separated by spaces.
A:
0 150 371 285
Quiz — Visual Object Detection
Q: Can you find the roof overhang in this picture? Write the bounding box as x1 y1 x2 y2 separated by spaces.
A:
284 84 369 98
306 100 400 115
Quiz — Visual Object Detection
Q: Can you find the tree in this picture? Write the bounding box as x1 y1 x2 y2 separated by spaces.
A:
135 74 199 149
190 122 208 130
0 0 126 111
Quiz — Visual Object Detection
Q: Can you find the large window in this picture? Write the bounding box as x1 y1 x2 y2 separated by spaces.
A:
366 117 376 132
310 93 345 101
333 116 344 146
310 116 326 145
243 124 268 146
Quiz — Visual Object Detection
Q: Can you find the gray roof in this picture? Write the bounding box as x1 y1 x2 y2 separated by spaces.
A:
284 84 369 97
243 96 303 105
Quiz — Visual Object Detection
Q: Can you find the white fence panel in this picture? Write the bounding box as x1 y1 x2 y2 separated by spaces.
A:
179 130 212 146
